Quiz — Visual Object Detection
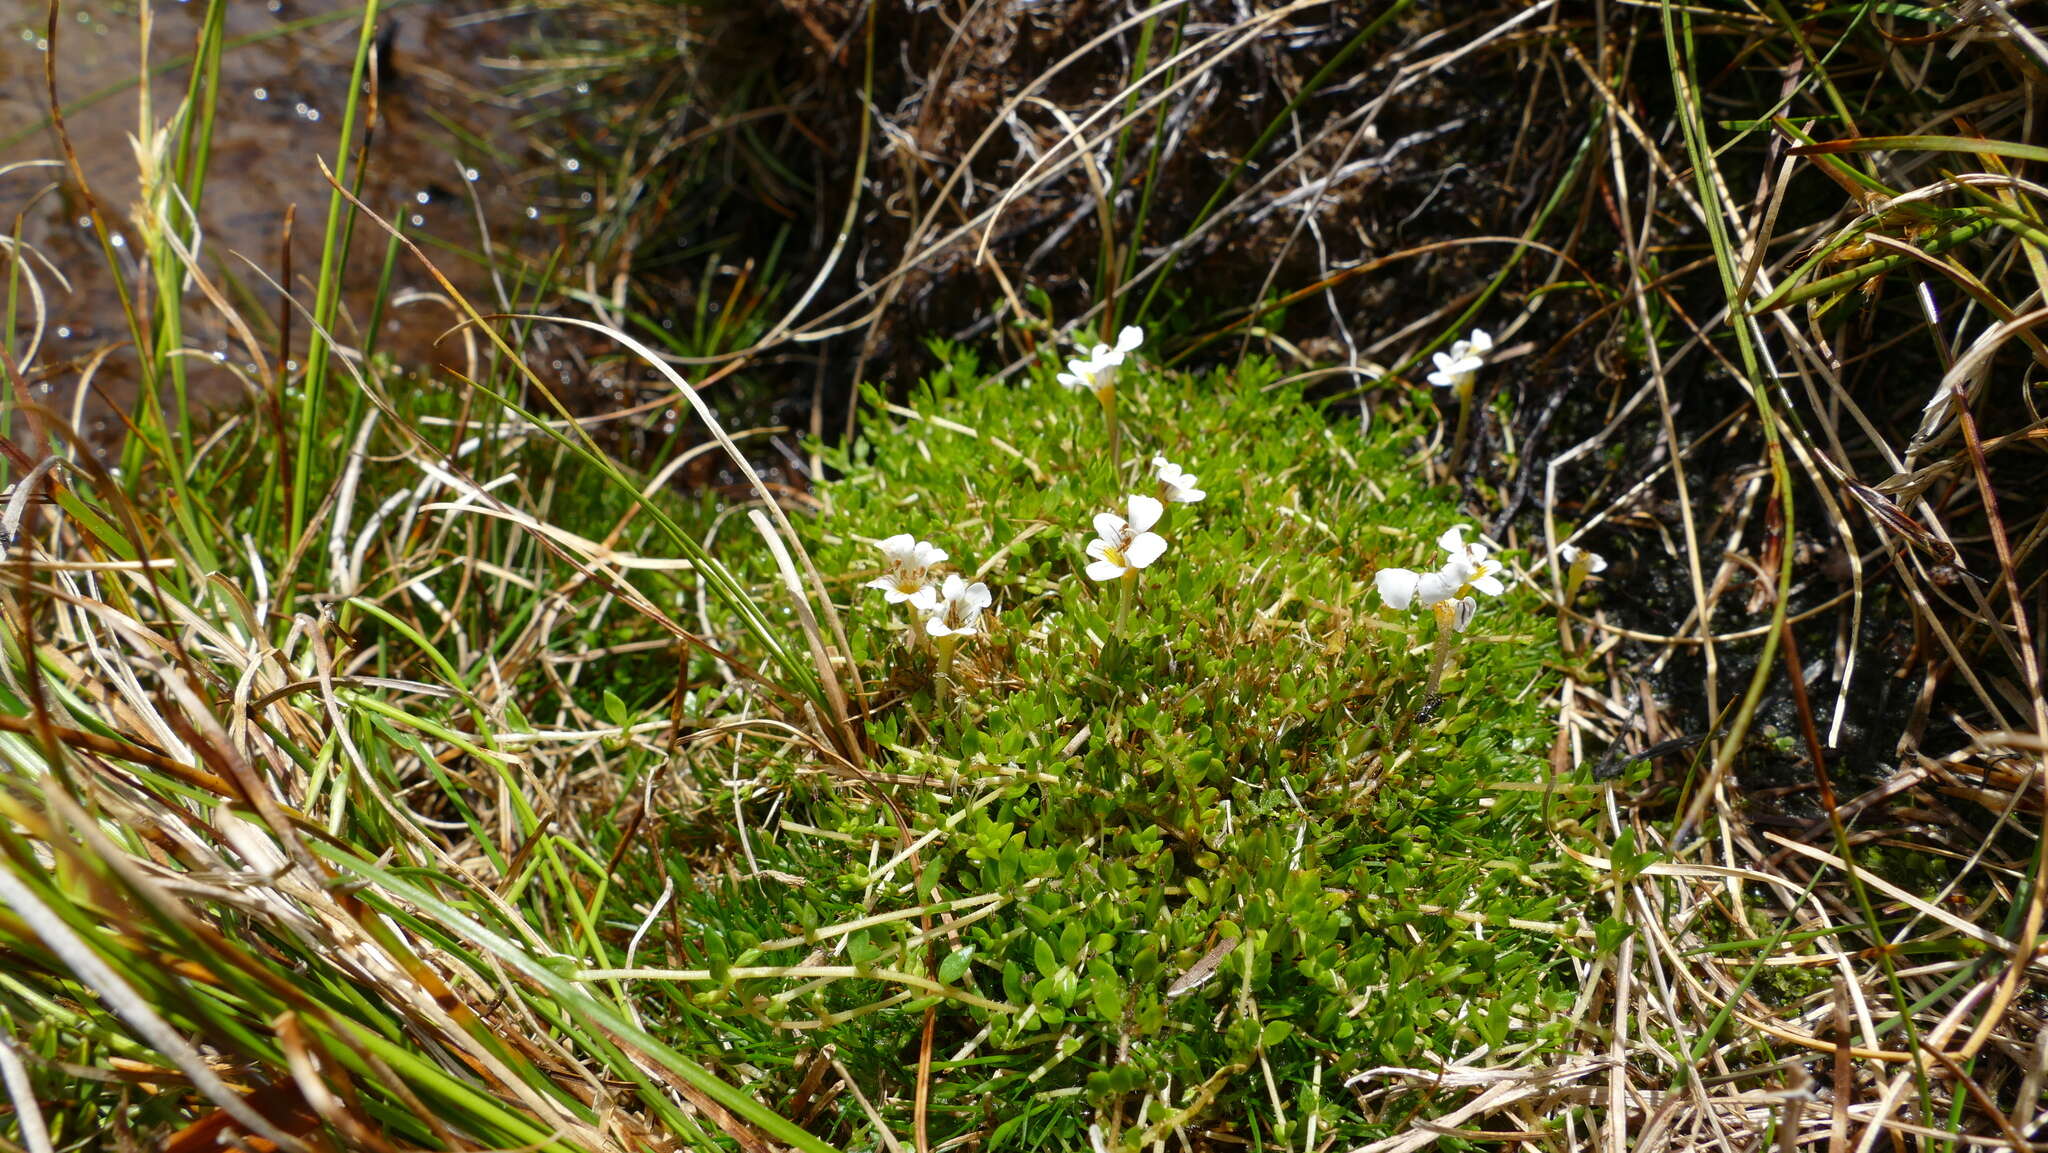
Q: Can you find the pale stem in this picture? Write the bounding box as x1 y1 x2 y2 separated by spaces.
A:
1117 570 1136 637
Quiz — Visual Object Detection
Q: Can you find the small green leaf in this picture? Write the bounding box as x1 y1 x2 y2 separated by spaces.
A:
938 947 974 985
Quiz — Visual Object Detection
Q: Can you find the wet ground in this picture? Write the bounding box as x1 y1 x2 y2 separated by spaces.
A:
1 0 572 444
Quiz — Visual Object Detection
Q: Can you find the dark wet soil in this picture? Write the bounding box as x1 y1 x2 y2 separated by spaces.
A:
1 0 570 444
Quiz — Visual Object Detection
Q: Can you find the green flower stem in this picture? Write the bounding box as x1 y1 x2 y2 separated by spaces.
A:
934 634 960 703
1449 380 1475 469
1563 553 1592 607
1559 554 1592 656
1117 571 1136 638
1425 600 1459 698
1099 387 1122 480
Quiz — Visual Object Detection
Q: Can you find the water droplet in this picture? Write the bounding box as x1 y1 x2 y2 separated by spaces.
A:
267 0 281 10
409 214 424 227
414 190 430 205
463 167 479 182
76 216 90 229
306 108 320 122
55 326 70 339
253 87 268 101
212 350 227 362
563 158 580 173
286 359 299 372
578 191 592 204
574 81 589 95
110 234 125 248
525 206 539 219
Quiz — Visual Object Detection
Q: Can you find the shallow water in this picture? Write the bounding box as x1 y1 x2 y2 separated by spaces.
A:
1 0 566 444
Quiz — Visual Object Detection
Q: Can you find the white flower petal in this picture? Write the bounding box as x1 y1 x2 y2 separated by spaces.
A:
1086 559 1127 582
963 581 992 611
1115 325 1143 353
908 586 939 611
1437 526 1468 555
1093 512 1128 544
1375 568 1421 609
1451 597 1478 633
1125 532 1168 569
1467 328 1493 355
1470 573 1505 598
1416 568 1463 606
1126 494 1165 533
1168 485 1205 504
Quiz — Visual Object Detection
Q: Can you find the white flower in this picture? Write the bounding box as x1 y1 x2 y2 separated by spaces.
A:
1085 493 1168 581
921 574 992 638
1425 327 1493 390
1375 525 1512 613
1454 328 1494 360
1100 324 1144 364
1559 543 1608 574
1375 565 1465 610
1056 325 1144 398
1435 525 1507 597
1056 351 1106 393
864 533 948 603
1153 455 1206 504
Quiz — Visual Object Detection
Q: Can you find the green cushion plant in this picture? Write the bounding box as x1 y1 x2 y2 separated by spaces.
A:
689 334 1601 1147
